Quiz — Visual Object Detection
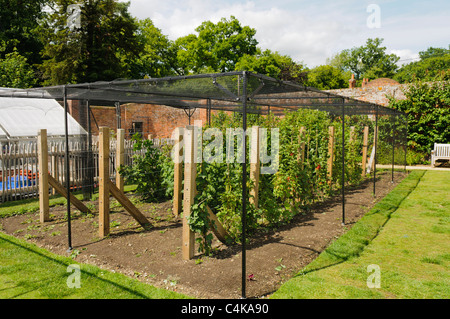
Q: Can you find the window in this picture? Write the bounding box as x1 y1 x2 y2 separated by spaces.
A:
130 121 143 138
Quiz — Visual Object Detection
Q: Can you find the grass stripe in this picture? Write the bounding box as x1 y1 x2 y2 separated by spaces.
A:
272 170 450 298
0 231 191 299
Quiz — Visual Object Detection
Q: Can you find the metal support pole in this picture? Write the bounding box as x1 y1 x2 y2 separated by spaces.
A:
115 101 121 129
392 116 395 183
241 71 248 299
341 99 345 225
373 105 379 196
63 86 72 251
404 120 408 172
87 100 93 198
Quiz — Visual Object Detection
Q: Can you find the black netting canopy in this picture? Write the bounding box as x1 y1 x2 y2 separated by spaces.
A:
0 71 407 299
0 71 404 117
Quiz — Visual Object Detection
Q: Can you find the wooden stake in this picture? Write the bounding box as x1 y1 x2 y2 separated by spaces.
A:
38 129 49 223
99 127 110 238
207 206 229 244
327 126 335 184
173 127 184 218
249 126 260 209
182 126 196 260
298 126 306 169
361 126 369 176
371 125 378 172
116 128 125 192
109 180 150 227
48 174 90 214
349 126 355 144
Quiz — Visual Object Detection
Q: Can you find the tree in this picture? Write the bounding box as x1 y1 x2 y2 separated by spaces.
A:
419 46 450 60
127 18 178 78
394 45 450 83
235 49 307 84
389 80 450 155
305 65 349 90
0 0 46 66
40 0 142 85
327 38 399 80
0 47 37 88
173 16 258 74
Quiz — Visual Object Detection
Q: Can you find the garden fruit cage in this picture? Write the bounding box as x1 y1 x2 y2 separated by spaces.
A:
0 71 407 298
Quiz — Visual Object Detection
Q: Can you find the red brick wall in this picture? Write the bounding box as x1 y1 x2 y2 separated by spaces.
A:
120 103 208 138
69 101 210 138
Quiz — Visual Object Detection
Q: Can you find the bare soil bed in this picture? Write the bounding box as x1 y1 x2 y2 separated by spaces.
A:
0 171 406 299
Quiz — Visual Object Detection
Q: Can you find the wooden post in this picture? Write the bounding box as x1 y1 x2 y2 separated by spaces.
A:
298 126 306 169
371 125 378 172
109 181 150 227
116 128 125 192
48 174 90 214
38 129 49 223
173 127 184 218
327 126 335 184
182 126 196 260
349 126 355 144
361 126 369 176
51 145 57 195
99 127 110 238
249 126 260 209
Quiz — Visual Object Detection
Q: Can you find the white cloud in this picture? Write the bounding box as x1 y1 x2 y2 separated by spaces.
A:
126 0 450 68
389 49 420 66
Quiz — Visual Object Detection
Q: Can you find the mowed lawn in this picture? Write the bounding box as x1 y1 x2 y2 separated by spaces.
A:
1 170 448 299
0 231 192 299
272 170 450 298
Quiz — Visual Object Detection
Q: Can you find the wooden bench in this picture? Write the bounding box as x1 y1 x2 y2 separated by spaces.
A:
431 143 450 166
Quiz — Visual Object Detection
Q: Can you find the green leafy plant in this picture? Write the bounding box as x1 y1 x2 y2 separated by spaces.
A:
187 108 366 255
119 134 174 202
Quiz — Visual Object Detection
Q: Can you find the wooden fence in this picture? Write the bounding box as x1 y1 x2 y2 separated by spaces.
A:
0 135 173 202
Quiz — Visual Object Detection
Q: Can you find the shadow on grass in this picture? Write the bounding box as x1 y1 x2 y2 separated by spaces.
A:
291 170 425 277
0 233 180 299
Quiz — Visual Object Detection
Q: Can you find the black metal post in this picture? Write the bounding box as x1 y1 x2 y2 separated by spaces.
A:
341 99 345 225
241 71 248 299
63 86 72 251
392 116 395 183
373 105 378 196
404 120 408 172
87 100 93 198
115 101 121 129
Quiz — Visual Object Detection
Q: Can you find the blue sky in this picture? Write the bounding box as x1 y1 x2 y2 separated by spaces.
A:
126 0 450 68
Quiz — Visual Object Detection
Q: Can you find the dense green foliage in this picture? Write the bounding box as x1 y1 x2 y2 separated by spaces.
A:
0 0 46 66
327 38 400 81
394 52 450 83
389 80 450 155
0 47 37 88
305 65 348 89
188 110 368 254
119 136 174 202
40 0 142 85
235 48 307 83
174 16 258 74
118 109 373 255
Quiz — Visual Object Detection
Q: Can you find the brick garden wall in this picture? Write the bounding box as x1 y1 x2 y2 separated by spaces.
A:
69 101 209 138
68 77 416 138
327 80 408 106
